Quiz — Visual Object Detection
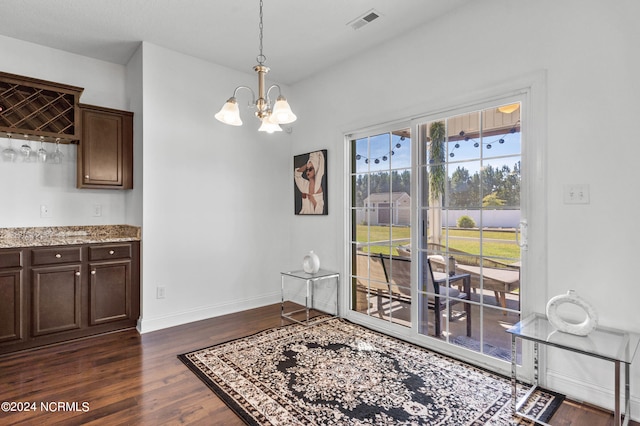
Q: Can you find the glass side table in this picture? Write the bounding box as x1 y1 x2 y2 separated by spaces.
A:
281 269 339 325
507 313 640 426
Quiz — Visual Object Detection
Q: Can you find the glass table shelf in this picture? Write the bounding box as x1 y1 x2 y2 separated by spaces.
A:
280 269 339 325
507 313 640 426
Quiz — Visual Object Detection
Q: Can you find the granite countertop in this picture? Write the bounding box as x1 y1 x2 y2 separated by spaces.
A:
0 225 141 248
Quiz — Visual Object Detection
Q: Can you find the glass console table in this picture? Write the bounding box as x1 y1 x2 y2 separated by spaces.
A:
507 313 640 426
280 269 339 325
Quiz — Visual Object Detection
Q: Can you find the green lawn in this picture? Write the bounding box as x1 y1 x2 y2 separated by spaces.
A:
445 239 520 260
356 225 520 260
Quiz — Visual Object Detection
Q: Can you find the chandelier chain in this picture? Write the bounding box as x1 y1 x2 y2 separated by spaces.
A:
257 0 266 65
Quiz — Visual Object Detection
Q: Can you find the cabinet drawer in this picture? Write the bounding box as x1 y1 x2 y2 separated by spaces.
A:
31 247 82 266
0 250 23 269
89 244 132 261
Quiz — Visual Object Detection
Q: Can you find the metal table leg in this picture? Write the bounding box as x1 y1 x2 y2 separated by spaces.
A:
511 334 517 411
624 361 630 426
306 278 311 323
281 274 285 318
512 340 551 426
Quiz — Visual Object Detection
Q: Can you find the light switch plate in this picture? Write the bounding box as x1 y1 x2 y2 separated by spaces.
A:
563 184 590 204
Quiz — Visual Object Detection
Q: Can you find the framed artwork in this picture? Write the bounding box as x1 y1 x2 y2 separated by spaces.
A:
294 149 327 215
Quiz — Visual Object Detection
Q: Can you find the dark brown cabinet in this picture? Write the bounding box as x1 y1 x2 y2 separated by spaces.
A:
30 246 83 337
0 71 83 143
31 264 82 336
0 250 25 345
78 104 133 189
0 241 139 355
89 244 133 325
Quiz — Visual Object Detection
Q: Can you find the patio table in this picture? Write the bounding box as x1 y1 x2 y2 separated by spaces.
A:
454 263 519 309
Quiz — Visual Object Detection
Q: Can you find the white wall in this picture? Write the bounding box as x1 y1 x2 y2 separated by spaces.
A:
124 44 144 227
137 43 293 332
289 0 640 416
0 35 133 227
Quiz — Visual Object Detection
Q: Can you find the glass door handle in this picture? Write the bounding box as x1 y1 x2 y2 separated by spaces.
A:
516 219 528 250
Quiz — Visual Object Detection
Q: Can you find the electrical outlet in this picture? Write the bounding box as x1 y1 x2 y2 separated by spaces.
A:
563 184 590 204
40 205 52 218
93 204 102 217
156 286 166 299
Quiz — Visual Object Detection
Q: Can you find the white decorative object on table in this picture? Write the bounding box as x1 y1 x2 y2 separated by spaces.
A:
302 251 320 274
546 290 598 336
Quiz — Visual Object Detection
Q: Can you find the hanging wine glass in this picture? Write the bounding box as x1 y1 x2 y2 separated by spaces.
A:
37 137 48 163
51 138 64 164
2 133 17 162
21 135 32 162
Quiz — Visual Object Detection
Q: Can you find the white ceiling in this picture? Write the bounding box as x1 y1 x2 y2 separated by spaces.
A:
0 0 471 85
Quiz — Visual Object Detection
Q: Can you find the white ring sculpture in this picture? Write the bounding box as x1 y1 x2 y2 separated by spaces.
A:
303 251 320 274
546 290 598 336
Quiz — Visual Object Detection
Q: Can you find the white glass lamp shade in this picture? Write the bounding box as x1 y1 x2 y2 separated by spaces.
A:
258 115 282 133
215 98 243 126
270 96 297 124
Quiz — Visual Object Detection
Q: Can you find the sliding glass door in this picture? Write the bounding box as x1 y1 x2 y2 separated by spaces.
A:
348 99 525 363
350 127 412 327
416 104 522 360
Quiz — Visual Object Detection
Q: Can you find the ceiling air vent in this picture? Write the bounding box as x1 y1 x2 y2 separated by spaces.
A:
348 9 381 30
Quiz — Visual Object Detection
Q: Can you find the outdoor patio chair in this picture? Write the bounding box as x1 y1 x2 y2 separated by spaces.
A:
423 257 472 337
380 253 471 337
354 252 470 336
354 252 410 319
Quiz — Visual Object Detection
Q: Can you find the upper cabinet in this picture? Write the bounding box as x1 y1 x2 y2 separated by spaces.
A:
1 72 134 190
0 71 84 143
77 104 133 189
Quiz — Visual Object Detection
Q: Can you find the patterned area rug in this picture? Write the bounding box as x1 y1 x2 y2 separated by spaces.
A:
179 317 563 425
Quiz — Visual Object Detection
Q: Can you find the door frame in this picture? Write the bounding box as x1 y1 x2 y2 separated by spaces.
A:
343 70 548 379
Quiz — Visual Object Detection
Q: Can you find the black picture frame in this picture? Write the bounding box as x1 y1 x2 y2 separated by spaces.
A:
294 149 327 215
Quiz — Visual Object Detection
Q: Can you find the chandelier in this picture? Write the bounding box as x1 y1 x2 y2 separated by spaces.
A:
215 0 297 133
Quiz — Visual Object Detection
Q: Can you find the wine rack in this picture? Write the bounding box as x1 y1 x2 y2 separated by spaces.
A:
0 71 84 144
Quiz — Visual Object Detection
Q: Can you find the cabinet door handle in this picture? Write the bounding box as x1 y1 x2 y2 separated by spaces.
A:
91 270 96 275
75 271 81 276
85 175 90 179
109 250 115 255
55 253 62 258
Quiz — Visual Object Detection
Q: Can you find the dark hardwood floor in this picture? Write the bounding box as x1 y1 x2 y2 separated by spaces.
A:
0 303 635 425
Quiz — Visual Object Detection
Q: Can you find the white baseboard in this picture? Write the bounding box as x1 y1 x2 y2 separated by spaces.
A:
136 291 280 333
546 369 640 422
